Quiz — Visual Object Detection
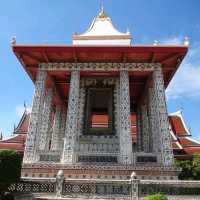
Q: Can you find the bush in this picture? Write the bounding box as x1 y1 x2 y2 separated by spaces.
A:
0 150 22 196
147 193 168 200
175 154 200 180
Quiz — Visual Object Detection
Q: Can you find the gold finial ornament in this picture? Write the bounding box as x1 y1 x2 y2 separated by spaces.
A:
98 1 108 18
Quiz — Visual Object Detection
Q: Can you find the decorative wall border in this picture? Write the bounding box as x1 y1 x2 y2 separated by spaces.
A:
22 163 181 172
39 63 161 71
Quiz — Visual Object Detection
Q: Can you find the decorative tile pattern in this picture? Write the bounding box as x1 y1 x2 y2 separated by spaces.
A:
40 62 160 72
148 87 159 154
119 71 133 164
62 71 80 163
59 106 67 151
152 67 174 166
136 107 143 152
141 105 150 153
51 106 62 151
23 69 47 163
77 83 86 137
39 88 53 151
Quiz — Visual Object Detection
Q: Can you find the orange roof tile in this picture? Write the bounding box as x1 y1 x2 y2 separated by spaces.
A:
1 134 26 144
184 147 200 154
0 143 24 152
169 116 189 136
14 111 30 134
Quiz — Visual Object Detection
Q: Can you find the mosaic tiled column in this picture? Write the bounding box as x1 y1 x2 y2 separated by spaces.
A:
141 104 150 153
152 67 174 166
136 107 143 152
119 70 133 165
51 105 62 151
59 106 67 151
148 87 158 153
77 84 86 137
38 88 53 151
114 79 120 137
61 70 80 164
23 69 47 164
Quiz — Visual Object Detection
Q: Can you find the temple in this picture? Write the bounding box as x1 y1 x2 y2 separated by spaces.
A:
1 7 198 181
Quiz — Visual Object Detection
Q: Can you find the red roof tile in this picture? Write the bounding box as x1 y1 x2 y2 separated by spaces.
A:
0 134 26 144
0 143 24 152
169 116 188 136
184 147 200 154
14 111 30 134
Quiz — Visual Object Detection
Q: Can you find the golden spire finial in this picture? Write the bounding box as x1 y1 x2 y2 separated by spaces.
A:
98 1 108 18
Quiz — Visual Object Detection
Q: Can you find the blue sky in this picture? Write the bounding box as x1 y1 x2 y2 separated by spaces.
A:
0 0 200 140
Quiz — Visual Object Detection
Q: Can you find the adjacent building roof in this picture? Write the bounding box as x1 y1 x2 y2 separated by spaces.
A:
0 110 29 153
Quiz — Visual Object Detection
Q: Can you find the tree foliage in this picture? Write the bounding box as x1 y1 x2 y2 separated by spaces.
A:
147 193 168 200
175 154 200 180
0 150 22 192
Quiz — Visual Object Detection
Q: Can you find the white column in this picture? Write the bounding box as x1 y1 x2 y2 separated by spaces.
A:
38 88 53 151
148 87 158 154
119 70 133 165
51 105 62 151
77 84 86 137
61 70 80 164
152 67 174 166
23 69 47 164
114 79 120 138
59 106 67 151
141 104 150 153
136 107 143 152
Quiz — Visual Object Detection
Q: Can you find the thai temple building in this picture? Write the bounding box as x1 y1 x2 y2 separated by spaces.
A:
1 6 200 184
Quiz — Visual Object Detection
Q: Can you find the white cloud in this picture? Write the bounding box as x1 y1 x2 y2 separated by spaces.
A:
16 105 31 117
166 41 200 100
161 36 183 45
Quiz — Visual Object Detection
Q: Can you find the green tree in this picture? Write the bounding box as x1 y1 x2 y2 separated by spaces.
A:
175 154 200 180
192 154 200 179
0 150 22 197
147 193 168 200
